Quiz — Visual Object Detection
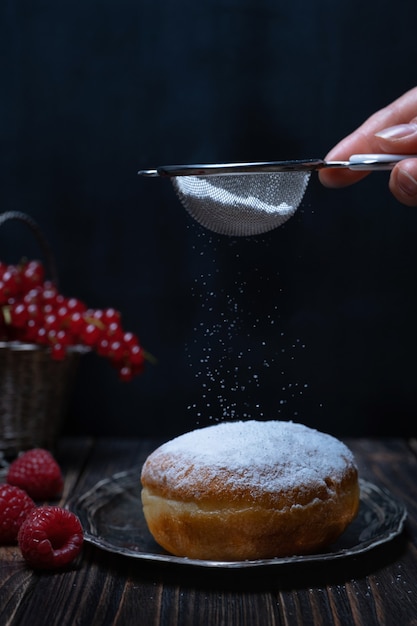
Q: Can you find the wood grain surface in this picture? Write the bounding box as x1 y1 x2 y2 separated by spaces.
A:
1 437 416 626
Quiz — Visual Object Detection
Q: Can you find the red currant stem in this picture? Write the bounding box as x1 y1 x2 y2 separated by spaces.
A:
83 316 106 330
1 305 11 325
143 349 157 365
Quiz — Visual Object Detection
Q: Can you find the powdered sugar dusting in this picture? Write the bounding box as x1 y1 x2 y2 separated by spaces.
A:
145 420 356 497
184 233 313 424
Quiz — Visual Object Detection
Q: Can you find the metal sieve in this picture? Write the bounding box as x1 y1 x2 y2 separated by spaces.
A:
138 154 415 237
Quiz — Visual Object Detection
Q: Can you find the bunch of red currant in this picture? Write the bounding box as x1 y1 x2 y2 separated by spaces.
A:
0 259 148 381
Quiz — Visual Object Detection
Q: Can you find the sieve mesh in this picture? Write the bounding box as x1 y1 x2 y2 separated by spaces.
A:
172 171 311 236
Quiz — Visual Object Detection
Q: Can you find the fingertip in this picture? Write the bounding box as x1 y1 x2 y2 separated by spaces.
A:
318 169 338 187
319 133 375 188
318 168 368 189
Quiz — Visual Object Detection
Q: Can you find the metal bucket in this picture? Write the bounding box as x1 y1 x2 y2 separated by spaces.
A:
0 342 86 458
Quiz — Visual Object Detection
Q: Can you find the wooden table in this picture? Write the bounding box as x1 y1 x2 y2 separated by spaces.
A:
1 436 417 626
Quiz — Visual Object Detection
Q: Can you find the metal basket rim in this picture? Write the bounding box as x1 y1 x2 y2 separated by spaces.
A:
0 341 90 354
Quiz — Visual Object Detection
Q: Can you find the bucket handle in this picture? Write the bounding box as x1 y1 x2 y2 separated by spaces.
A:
0 211 59 286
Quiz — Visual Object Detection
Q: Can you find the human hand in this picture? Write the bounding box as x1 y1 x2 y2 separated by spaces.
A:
319 86 417 206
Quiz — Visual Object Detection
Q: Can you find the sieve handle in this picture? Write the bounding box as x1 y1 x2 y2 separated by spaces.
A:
138 154 417 177
138 169 159 176
138 160 327 176
344 153 417 170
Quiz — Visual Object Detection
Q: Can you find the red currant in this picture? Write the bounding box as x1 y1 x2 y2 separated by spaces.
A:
119 365 133 382
81 323 102 347
130 344 145 367
9 302 28 328
51 343 66 360
66 297 86 313
0 259 148 381
21 260 45 291
103 308 120 323
67 311 84 337
2 266 20 298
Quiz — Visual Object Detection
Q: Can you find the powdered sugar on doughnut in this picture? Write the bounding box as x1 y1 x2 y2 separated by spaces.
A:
142 420 356 502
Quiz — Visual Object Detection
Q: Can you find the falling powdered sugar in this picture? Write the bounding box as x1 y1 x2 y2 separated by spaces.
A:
184 232 312 424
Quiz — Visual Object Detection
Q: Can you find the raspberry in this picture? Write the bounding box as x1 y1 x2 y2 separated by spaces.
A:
7 448 64 500
0 484 36 544
18 506 83 569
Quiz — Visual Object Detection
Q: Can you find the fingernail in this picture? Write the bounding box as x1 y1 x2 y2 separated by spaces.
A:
375 123 417 141
398 168 417 196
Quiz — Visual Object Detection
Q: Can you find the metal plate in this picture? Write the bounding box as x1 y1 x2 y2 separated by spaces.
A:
68 471 407 569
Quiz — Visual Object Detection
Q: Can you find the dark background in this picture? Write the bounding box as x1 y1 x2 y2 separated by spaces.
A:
1 1 416 438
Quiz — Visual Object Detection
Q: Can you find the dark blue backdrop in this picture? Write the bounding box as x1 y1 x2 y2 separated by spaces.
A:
1 0 417 437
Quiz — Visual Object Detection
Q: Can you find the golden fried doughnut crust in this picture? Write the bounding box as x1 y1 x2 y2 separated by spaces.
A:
141 420 360 561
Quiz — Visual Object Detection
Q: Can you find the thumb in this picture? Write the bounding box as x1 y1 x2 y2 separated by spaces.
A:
389 160 417 207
